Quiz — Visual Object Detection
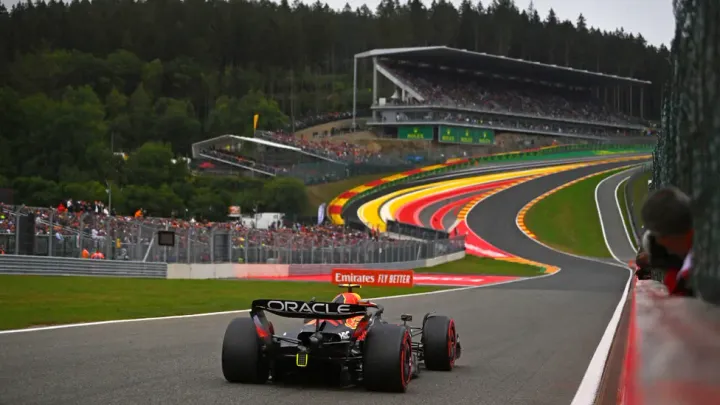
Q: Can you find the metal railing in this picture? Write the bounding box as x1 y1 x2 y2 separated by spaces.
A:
161 229 466 264
385 220 451 240
0 205 466 265
0 254 167 278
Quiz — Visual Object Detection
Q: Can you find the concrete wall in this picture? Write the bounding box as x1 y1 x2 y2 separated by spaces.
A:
167 263 290 279
166 251 465 279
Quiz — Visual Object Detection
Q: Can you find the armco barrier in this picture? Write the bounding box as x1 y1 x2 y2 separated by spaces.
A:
0 255 167 278
166 251 465 279
386 219 450 240
328 143 655 225
617 279 720 405
167 263 290 279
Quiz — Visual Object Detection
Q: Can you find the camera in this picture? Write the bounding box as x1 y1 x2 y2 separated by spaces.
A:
640 230 684 270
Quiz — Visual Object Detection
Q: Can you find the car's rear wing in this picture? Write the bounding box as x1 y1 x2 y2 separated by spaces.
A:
251 299 369 320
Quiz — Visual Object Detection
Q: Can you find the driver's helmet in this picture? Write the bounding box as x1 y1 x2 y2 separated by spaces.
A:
332 292 361 305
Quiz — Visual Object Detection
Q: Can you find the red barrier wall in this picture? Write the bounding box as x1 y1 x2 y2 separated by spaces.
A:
618 279 720 405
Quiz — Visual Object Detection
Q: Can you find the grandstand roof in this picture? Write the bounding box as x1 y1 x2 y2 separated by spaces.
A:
355 46 651 86
193 134 300 151
234 135 301 152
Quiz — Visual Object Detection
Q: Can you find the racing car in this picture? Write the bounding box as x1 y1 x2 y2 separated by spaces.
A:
221 284 461 392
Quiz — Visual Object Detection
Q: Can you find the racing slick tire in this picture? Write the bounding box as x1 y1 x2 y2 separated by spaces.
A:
222 317 270 384
362 324 413 392
421 315 458 371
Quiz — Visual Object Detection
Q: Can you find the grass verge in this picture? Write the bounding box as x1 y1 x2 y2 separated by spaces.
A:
524 168 628 258
0 276 446 331
305 172 396 214
417 255 546 277
616 177 637 249
630 170 652 229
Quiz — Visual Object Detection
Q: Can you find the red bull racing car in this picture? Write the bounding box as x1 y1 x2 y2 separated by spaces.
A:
221 284 462 392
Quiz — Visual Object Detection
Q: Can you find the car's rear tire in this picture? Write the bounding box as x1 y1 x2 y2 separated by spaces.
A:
221 317 269 383
362 324 413 392
422 315 457 371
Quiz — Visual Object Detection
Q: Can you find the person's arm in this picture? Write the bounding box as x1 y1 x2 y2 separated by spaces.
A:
671 251 694 296
634 231 652 279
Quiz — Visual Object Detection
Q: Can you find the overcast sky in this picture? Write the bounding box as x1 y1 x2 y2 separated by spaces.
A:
2 0 674 48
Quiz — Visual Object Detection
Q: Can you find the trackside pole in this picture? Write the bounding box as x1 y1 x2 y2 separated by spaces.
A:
352 56 357 129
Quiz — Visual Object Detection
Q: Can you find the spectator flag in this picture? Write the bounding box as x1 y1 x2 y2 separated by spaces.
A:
253 114 260 130
318 203 326 225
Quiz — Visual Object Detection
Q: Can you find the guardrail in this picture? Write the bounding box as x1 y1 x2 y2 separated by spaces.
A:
168 250 467 279
0 229 467 265
0 242 466 280
616 279 720 405
386 220 450 240
623 164 653 244
328 143 655 225
0 255 168 278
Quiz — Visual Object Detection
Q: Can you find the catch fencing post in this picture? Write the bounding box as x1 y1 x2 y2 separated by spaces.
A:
244 234 248 264
135 221 141 261
105 217 111 260
13 206 21 255
210 228 215 264
228 229 233 263
186 227 192 264
163 223 169 263
48 209 53 257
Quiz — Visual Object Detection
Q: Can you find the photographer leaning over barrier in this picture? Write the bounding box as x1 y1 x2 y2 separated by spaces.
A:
635 186 695 296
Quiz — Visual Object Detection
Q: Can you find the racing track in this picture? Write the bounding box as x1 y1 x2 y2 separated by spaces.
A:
0 159 643 405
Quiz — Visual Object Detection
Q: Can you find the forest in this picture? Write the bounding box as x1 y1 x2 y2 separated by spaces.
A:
0 0 671 218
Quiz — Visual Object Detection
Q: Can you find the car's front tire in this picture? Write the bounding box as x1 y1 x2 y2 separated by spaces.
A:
422 315 458 371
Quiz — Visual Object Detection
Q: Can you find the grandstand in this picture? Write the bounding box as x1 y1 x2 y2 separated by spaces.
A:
351 46 655 143
190 130 456 185
191 134 353 184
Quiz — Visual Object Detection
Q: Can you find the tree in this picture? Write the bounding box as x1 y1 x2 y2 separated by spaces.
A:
207 90 289 136
124 141 188 189
0 0 672 218
262 177 309 216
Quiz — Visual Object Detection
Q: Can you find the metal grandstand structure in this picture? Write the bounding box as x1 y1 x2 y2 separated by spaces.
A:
190 134 345 177
351 46 653 141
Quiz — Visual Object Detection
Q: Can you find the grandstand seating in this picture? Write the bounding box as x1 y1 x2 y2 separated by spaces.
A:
378 60 643 128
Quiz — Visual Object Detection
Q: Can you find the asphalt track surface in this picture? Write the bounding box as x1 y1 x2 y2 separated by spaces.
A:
419 190 480 230
0 158 643 405
343 154 648 226
595 167 642 263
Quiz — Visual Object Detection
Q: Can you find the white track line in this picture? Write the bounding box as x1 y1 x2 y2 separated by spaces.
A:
594 169 634 266
615 173 639 254
479 164 633 405
0 274 559 335
570 167 638 405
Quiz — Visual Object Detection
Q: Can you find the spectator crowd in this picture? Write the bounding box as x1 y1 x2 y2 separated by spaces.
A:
260 131 379 163
284 111 353 132
0 202 390 259
380 61 644 127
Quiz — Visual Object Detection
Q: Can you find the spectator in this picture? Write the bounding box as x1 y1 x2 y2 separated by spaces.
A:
0 202 394 261
380 60 644 127
639 186 694 296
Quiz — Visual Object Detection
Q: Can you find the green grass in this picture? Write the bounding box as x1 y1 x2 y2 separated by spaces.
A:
0 276 447 331
417 256 546 276
305 172 397 215
524 168 629 258
617 177 637 249
630 170 652 229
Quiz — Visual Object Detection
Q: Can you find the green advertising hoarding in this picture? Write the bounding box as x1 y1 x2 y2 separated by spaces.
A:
398 126 434 141
439 126 495 145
